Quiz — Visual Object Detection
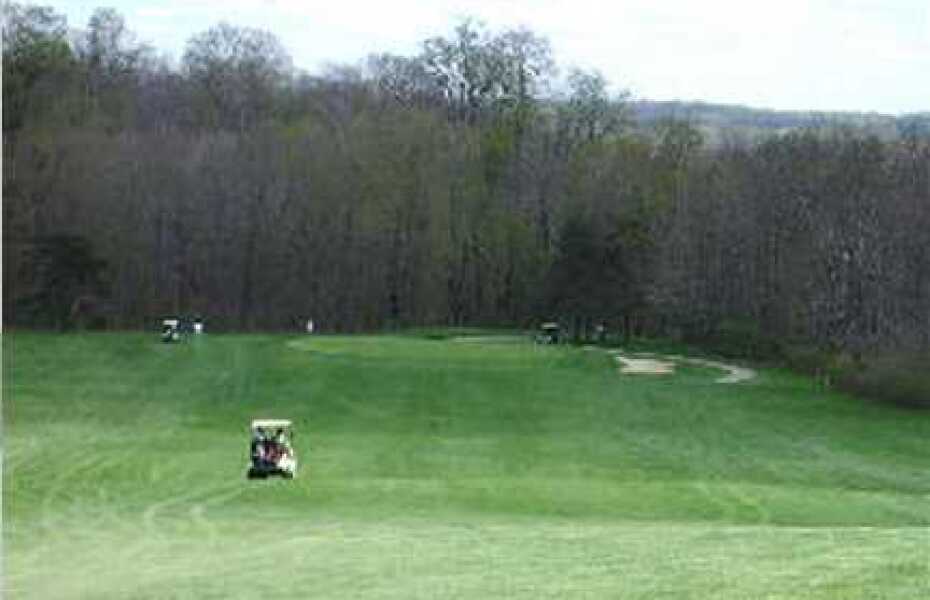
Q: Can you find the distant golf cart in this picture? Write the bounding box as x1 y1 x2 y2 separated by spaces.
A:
160 315 204 342
537 322 561 344
247 419 298 480
161 317 182 343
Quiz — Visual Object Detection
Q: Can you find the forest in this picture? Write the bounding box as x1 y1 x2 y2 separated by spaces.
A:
4 3 929 370
631 100 930 142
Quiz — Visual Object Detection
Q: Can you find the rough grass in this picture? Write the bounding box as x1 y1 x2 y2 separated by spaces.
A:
3 333 929 599
837 353 930 409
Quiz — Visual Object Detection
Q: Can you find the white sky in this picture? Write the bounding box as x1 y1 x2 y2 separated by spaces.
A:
53 0 930 114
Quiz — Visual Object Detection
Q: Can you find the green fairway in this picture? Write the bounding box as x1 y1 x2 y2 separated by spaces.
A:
3 333 928 599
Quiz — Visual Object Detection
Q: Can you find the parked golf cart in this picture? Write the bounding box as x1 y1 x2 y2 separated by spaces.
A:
537 322 561 344
160 315 205 342
161 317 181 343
247 419 298 479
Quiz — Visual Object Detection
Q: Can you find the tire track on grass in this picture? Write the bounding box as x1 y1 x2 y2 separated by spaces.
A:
39 453 127 534
10 453 134 588
141 481 243 538
35 483 251 593
188 486 247 543
723 483 772 525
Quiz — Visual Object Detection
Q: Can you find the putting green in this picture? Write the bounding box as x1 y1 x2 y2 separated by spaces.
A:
4 333 928 598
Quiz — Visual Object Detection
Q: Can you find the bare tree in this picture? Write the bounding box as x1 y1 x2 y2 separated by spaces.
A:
183 23 292 131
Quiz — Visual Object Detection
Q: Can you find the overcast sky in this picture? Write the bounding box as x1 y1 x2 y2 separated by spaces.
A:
52 0 929 114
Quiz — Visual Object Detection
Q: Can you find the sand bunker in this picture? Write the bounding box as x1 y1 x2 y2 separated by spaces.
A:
607 349 756 383
675 356 756 384
615 356 677 375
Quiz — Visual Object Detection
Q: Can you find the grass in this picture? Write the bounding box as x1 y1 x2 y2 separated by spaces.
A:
3 332 929 599
837 353 930 409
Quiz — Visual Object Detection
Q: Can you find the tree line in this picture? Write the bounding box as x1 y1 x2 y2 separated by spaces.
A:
4 3 929 356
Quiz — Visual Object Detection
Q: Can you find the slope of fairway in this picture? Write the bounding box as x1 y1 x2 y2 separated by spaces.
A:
3 333 928 599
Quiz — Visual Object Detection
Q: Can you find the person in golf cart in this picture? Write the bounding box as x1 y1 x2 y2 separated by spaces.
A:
266 428 294 464
248 419 297 479
251 427 268 466
274 428 291 452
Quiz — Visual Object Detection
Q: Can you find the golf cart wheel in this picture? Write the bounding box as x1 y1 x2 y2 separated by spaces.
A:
282 471 294 480
247 468 266 480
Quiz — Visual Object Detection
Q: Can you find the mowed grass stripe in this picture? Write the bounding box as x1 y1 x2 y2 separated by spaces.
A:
5 521 928 599
3 333 929 598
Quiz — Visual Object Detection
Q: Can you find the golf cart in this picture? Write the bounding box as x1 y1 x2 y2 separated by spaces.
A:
247 419 298 479
537 322 561 344
160 315 205 341
161 317 181 343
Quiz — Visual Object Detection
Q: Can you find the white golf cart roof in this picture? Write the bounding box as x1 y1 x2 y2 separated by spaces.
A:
251 419 292 429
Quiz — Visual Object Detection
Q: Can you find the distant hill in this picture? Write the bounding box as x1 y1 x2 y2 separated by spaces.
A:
630 100 930 142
